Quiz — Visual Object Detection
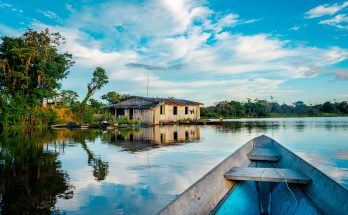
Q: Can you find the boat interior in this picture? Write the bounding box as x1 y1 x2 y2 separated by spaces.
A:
213 140 320 215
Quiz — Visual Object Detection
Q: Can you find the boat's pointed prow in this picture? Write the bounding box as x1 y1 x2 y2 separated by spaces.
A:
251 134 276 149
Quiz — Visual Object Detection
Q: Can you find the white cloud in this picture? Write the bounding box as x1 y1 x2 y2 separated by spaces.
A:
289 24 308 31
65 0 211 45
305 1 348 19
65 3 73 12
289 26 300 31
212 13 240 32
0 1 11 8
0 1 23 14
160 0 211 33
37 10 62 22
306 1 348 30
320 14 348 29
0 24 20 36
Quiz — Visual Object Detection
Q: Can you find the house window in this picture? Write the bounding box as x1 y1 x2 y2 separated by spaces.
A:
173 106 177 115
160 105 165 115
185 106 189 115
173 131 178 141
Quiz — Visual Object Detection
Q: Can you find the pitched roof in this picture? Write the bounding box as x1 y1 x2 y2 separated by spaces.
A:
129 96 203 105
156 98 203 105
110 103 162 109
104 96 203 109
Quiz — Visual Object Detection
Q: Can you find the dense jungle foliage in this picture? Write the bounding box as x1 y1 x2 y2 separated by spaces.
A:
0 29 113 131
0 29 73 129
201 99 348 118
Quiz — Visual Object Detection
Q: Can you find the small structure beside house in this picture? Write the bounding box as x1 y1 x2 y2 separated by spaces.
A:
105 96 203 124
42 95 64 107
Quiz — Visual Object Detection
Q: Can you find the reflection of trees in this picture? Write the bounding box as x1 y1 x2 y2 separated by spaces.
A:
219 121 279 133
294 121 305 131
79 140 109 181
0 129 111 213
68 130 109 181
0 131 73 214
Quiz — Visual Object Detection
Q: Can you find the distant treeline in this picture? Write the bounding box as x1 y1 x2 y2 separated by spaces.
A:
201 99 348 118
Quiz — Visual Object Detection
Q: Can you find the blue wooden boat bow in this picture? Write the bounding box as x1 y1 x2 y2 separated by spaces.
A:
158 135 348 215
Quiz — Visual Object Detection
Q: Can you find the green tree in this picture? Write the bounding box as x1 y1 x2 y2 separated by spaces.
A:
321 101 336 113
0 29 73 128
244 98 255 117
89 98 104 109
0 28 73 103
293 101 308 114
61 90 78 107
337 101 348 114
81 67 108 106
101 91 127 104
229 101 245 117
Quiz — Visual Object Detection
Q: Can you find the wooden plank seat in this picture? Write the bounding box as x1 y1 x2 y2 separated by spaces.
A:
224 167 311 184
247 148 281 162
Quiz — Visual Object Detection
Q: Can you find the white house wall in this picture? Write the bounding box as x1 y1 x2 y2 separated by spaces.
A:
157 105 200 123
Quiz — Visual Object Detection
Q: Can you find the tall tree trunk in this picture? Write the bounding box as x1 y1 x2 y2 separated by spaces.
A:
81 93 91 106
81 88 93 106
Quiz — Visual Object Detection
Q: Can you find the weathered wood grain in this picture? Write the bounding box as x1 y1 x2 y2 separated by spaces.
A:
247 148 281 161
224 167 311 184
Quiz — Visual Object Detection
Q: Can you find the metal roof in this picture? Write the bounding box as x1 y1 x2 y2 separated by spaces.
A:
156 98 203 105
111 103 163 109
104 96 203 109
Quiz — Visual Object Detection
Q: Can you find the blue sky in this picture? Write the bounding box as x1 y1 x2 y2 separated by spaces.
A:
1 0 348 105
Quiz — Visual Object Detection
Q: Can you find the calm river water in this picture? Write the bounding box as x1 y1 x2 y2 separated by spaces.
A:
0 117 347 214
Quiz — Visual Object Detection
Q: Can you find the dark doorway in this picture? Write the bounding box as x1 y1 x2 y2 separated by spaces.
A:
129 133 134 141
116 109 125 117
173 131 178 141
129 109 134 119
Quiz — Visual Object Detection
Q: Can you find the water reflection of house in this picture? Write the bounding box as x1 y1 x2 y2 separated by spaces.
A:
105 96 203 124
110 125 200 151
